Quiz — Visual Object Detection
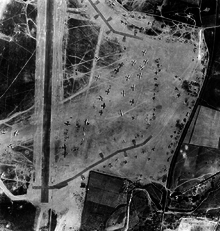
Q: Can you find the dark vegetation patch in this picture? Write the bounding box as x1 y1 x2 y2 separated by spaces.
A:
0 196 36 231
97 38 122 67
65 19 99 73
0 2 36 119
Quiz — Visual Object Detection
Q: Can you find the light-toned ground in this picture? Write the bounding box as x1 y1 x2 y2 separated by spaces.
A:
0 0 210 230
164 217 217 231
54 0 207 184
48 0 208 229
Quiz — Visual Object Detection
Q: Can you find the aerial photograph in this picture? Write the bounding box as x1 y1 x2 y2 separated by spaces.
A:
0 0 219 230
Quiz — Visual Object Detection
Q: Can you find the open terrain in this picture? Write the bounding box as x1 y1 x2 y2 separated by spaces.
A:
0 0 212 230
